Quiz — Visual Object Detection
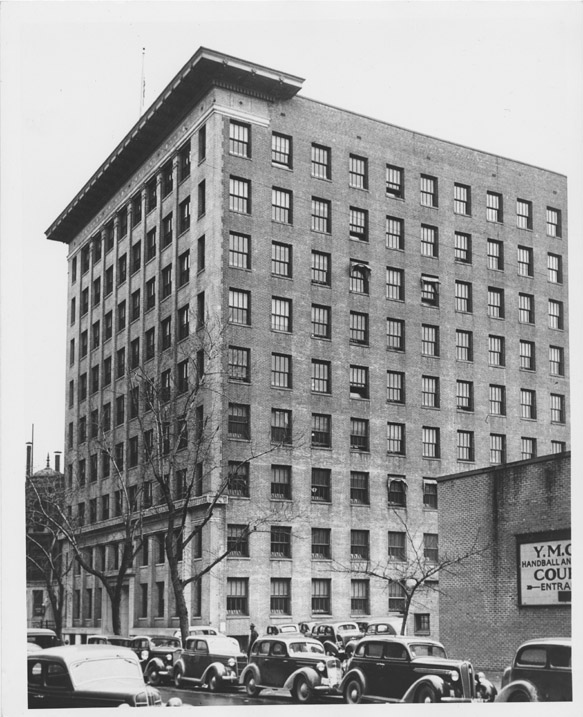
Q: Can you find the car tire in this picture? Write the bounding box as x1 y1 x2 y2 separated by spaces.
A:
146 665 161 687
173 667 183 689
508 689 530 702
244 672 261 697
208 671 219 693
293 676 313 704
415 684 439 703
344 678 364 705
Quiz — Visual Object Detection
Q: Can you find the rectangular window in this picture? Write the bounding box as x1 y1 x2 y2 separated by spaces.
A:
519 293 535 324
311 468 331 502
311 143 331 179
549 345 564 376
521 389 537 419
350 311 369 345
350 418 369 452
177 304 190 340
423 480 438 509
178 250 190 287
197 235 205 272
272 188 293 224
516 199 533 229
420 174 437 207
550 394 565 423
272 132 292 167
131 290 140 322
350 530 370 560
145 328 155 361
455 281 472 313
312 578 331 614
421 376 439 408
160 316 172 351
454 231 472 263
456 330 473 361
227 578 248 616
421 324 439 356
161 161 173 198
229 121 250 157
227 462 249 497
349 154 368 189
271 578 291 615
387 423 405 455
386 216 404 250
421 275 439 306
387 476 406 507
422 426 440 458
389 581 406 612
388 531 406 561
457 430 475 462
350 471 369 505
271 465 291 500
130 337 140 369
271 526 292 558
487 191 503 222
349 207 368 241
311 251 331 285
229 289 251 325
229 177 251 214
81 288 89 316
197 180 206 217
456 380 474 411
131 241 141 275
163 213 174 247
547 207 562 237
228 346 250 382
517 246 533 277
489 384 506 415
105 266 113 296
386 267 404 301
311 197 331 233
228 403 250 440
271 353 292 389
386 164 404 198
311 360 331 394
387 370 405 403
227 525 249 557
272 242 292 277
454 183 471 215
311 304 331 339
487 239 504 270
551 441 566 454
421 225 438 257
350 261 369 294
311 532 331 561
488 287 504 318
351 580 369 615
161 264 173 299
520 340 536 371
92 277 101 306
177 198 190 234
490 434 507 464
228 232 250 269
489 335 505 366
387 318 405 351
271 297 292 332
178 141 191 181
548 253 563 284
521 437 537 460
424 533 439 562
311 413 331 448
549 300 564 330
350 365 369 399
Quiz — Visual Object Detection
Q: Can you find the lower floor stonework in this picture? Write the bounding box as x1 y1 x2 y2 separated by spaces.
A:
436 452 571 673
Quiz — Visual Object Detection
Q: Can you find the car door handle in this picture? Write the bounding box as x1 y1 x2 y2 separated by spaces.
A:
376 662 384 666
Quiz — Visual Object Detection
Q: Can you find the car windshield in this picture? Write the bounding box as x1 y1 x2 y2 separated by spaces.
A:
337 624 358 632
71 657 143 685
151 637 181 648
410 643 447 659
288 641 325 655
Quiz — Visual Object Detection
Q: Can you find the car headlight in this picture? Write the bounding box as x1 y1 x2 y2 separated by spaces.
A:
316 661 325 672
228 657 236 667
449 671 459 682
140 650 149 661
166 653 173 662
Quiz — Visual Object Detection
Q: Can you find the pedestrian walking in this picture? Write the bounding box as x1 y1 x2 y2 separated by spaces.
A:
248 623 258 657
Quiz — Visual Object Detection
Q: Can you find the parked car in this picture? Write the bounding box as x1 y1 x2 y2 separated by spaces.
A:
130 635 183 686
27 645 165 708
340 635 497 704
345 617 405 657
87 634 132 647
173 634 247 691
496 637 571 702
265 623 301 636
240 634 343 703
27 628 61 649
311 621 363 659
173 625 221 641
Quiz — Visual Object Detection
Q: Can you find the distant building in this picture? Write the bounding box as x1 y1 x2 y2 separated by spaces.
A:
46 48 569 644
436 452 571 672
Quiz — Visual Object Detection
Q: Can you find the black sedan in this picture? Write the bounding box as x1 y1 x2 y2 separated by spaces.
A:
173 635 247 691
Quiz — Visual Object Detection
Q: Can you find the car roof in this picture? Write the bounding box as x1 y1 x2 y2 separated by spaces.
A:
316 621 360 628
258 634 321 643
357 635 444 647
517 637 571 649
187 634 239 645
28 645 138 661
27 628 57 636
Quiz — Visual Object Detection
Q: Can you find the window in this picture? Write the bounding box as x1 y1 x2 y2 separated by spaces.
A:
227 578 248 615
420 174 437 207
160 316 172 351
456 330 473 361
272 242 292 277
161 264 173 299
117 300 126 332
350 418 369 452
457 430 475 462
350 311 369 345
177 304 189 340
387 476 406 507
92 277 101 306
516 199 533 229
197 235 205 272
521 437 537 460
271 297 292 332
271 409 292 445
178 250 190 287
349 207 368 241
424 533 438 562
130 337 140 369
311 304 331 339
228 231 250 269
117 253 127 285
131 290 140 322
350 471 369 505
81 244 90 274
227 462 249 497
114 442 124 472
312 578 331 614
350 365 369 399
229 177 251 214
547 207 562 237
163 213 174 246
145 328 155 361
311 360 331 394
104 222 115 252
520 389 537 419
312 413 331 448
423 480 438 509
386 216 404 250
415 614 431 635
272 133 292 167
421 324 439 356
312 532 331 561
551 441 567 454
228 403 250 439
311 143 331 179
385 163 405 199
421 225 438 257
350 262 369 294
421 275 439 306
490 434 506 464
351 531 370 560
387 423 405 455
80 330 88 358
387 318 405 351
311 197 331 233
548 253 563 284
78 417 87 444
548 300 564 330
144 279 156 312
549 346 564 376
271 353 292 389
271 465 291 500
489 384 506 415
487 191 503 222
311 251 331 285
386 267 404 301
271 526 292 558
161 161 173 197
454 231 472 263
550 394 566 424
488 287 504 318
520 340 536 371
272 188 293 224
311 468 331 502
388 531 406 561
517 246 533 277
102 402 111 432
489 335 505 366
178 141 191 181
115 395 125 426
389 581 406 612
487 239 504 271
422 427 440 458
455 281 472 313
195 293 204 329
422 376 439 408
79 373 87 401
351 580 369 615
387 371 405 403
519 293 535 324
229 121 250 157
456 380 474 411
271 578 291 615
228 346 250 382
454 183 471 215
227 525 249 557
229 289 251 325
105 266 114 296
81 288 89 315
349 154 368 189
118 206 128 237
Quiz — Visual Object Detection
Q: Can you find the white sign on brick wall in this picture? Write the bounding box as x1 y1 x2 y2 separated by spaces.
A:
519 537 571 606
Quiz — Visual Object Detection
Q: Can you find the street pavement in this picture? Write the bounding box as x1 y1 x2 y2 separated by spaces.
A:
159 685 341 707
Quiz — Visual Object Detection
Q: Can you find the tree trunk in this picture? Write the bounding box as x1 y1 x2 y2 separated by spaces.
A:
166 527 190 645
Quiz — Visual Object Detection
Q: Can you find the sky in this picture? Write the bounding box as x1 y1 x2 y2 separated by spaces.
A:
1 1 582 713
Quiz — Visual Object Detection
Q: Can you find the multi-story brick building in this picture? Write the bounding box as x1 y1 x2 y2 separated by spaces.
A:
46 48 569 645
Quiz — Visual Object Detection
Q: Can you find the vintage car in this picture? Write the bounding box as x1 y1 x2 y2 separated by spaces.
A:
173 634 247 691
27 628 61 649
130 634 183 686
240 634 343 703
340 635 497 703
87 634 133 647
265 623 301 636
345 617 405 656
311 621 363 659
27 645 165 708
496 637 571 702
173 625 221 641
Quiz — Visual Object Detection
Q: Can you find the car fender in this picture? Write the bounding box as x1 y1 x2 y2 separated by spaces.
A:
401 674 447 703
172 657 186 675
283 666 320 691
322 640 341 657
202 661 229 681
476 676 497 702
239 663 261 686
339 667 369 694
495 680 539 702
145 656 167 672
